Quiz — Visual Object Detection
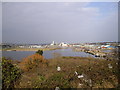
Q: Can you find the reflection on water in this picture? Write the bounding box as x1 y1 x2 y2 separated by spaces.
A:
2 48 95 60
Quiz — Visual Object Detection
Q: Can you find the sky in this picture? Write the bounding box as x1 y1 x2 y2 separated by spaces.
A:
2 2 118 44
0 2 2 44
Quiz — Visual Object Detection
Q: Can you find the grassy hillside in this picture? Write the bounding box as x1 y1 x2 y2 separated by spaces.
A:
6 55 118 88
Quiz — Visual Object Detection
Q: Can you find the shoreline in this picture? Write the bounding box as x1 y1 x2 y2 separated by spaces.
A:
2 47 62 51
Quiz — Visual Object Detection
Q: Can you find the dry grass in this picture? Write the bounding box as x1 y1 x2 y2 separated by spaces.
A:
19 53 48 72
13 55 118 88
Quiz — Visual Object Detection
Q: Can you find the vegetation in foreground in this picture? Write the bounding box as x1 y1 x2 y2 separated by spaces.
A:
2 50 119 88
2 57 21 89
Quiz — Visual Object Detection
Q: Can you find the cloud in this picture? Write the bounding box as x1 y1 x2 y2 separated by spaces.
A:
80 7 99 12
0 2 2 43
2 0 119 2
2 2 118 43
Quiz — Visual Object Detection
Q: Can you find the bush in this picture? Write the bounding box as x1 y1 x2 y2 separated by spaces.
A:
36 50 43 56
40 73 70 88
2 57 21 89
20 54 47 71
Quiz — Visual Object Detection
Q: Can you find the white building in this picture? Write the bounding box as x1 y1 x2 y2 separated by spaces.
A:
19 46 25 48
30 45 41 48
59 42 69 47
19 45 42 48
50 41 55 45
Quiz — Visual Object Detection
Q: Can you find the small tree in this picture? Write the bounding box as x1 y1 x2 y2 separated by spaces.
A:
36 50 43 56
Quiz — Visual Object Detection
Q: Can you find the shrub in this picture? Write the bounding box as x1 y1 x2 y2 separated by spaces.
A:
36 50 43 56
20 54 47 71
2 57 21 89
41 73 70 88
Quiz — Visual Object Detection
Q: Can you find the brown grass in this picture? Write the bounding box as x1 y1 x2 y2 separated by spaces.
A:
13 56 118 88
19 53 47 71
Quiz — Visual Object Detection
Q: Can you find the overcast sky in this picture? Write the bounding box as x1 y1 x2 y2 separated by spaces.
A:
2 2 118 44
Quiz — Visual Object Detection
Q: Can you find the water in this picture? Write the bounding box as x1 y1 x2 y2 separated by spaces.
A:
2 48 95 60
102 50 112 53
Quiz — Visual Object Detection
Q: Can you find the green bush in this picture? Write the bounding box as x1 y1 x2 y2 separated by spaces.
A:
43 73 70 88
36 50 43 56
2 57 21 89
